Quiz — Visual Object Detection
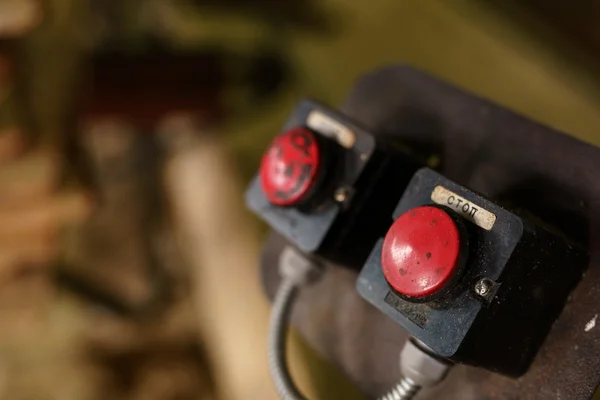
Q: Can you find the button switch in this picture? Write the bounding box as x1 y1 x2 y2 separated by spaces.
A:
381 206 462 298
259 127 321 206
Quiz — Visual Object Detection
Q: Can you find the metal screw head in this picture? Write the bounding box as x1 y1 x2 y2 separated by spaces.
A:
334 187 349 203
474 278 493 297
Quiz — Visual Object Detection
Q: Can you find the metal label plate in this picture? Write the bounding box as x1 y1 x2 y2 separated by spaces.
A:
431 185 496 231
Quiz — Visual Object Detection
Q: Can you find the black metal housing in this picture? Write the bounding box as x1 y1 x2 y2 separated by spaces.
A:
357 167 588 376
246 99 424 268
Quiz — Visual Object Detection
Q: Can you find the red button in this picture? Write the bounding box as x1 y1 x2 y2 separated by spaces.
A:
259 127 321 206
381 206 462 298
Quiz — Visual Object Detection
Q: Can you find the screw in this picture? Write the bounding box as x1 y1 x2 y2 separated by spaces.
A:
474 278 493 297
334 187 355 205
334 188 348 203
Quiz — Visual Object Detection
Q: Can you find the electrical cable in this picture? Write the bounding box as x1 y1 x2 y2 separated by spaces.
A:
267 246 451 400
268 278 306 400
378 377 420 400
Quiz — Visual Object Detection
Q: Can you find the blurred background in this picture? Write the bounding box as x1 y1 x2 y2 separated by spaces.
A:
0 0 600 399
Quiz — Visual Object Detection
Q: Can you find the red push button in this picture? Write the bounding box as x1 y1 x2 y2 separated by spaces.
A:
259 127 321 206
381 206 462 298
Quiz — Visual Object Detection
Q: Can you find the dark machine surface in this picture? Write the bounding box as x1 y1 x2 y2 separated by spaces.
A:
261 66 600 399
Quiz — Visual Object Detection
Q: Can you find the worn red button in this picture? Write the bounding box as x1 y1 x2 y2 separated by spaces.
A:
381 206 462 298
259 127 321 206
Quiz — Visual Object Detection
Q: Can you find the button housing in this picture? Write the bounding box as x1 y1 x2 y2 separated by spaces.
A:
246 99 425 268
357 168 587 376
